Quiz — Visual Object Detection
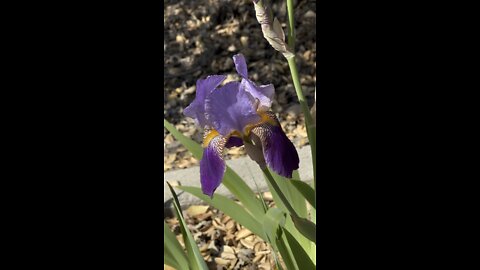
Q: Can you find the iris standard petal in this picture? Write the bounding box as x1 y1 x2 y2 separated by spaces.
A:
250 112 299 178
233 54 275 111
240 79 274 111
184 75 227 127
200 132 227 197
205 81 261 136
233 54 249 78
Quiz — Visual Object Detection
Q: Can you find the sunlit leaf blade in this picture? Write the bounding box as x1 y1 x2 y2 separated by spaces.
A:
284 215 312 260
270 245 285 270
261 208 297 270
164 220 189 270
276 233 299 270
307 125 316 197
290 179 315 209
177 186 265 239
264 175 288 213
222 168 266 218
283 228 315 269
262 168 307 219
310 241 316 265
167 182 208 270
311 206 316 224
164 248 180 270
292 170 300 181
262 208 286 248
263 168 313 254
291 215 316 243
266 169 307 219
256 184 269 214
164 119 265 218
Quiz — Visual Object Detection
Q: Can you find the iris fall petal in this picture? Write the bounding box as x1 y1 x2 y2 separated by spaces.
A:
250 112 299 178
200 132 227 197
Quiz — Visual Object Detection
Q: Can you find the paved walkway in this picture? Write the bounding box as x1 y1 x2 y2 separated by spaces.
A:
164 147 313 210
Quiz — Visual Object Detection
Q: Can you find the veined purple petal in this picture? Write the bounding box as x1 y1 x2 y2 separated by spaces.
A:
184 75 227 128
200 133 227 197
240 79 274 111
250 112 299 178
205 81 261 136
225 136 244 148
233 54 248 78
233 54 275 111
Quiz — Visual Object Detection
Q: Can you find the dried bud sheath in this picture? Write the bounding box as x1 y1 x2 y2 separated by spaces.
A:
253 0 294 59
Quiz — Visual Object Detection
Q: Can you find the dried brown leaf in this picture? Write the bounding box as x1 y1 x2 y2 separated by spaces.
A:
186 205 209 216
235 228 252 240
214 257 230 266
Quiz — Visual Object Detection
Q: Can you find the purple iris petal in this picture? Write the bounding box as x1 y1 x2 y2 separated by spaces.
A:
240 79 274 111
262 125 299 178
200 134 227 197
233 54 249 78
205 81 261 136
233 54 275 111
250 113 299 178
225 136 244 148
184 75 227 128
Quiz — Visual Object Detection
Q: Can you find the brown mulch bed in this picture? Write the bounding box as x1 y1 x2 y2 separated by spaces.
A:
164 0 316 172
165 193 278 270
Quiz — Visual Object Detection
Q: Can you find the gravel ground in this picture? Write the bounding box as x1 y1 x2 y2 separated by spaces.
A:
164 0 316 172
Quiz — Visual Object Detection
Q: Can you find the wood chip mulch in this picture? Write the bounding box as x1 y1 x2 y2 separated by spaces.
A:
165 193 280 270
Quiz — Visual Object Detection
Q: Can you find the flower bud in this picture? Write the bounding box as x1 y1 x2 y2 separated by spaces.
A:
253 0 294 59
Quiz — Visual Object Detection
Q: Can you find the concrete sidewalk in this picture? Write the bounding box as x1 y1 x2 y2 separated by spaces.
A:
164 146 313 210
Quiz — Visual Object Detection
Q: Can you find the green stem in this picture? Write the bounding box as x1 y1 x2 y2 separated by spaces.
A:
285 0 316 203
286 58 312 125
287 57 316 192
286 0 295 50
262 168 298 217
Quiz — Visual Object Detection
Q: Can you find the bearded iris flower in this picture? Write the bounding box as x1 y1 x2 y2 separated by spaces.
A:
184 54 299 197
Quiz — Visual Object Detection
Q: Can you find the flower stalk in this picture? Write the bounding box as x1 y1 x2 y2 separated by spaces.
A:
284 0 316 193
287 57 316 191
253 0 316 192
286 0 295 50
